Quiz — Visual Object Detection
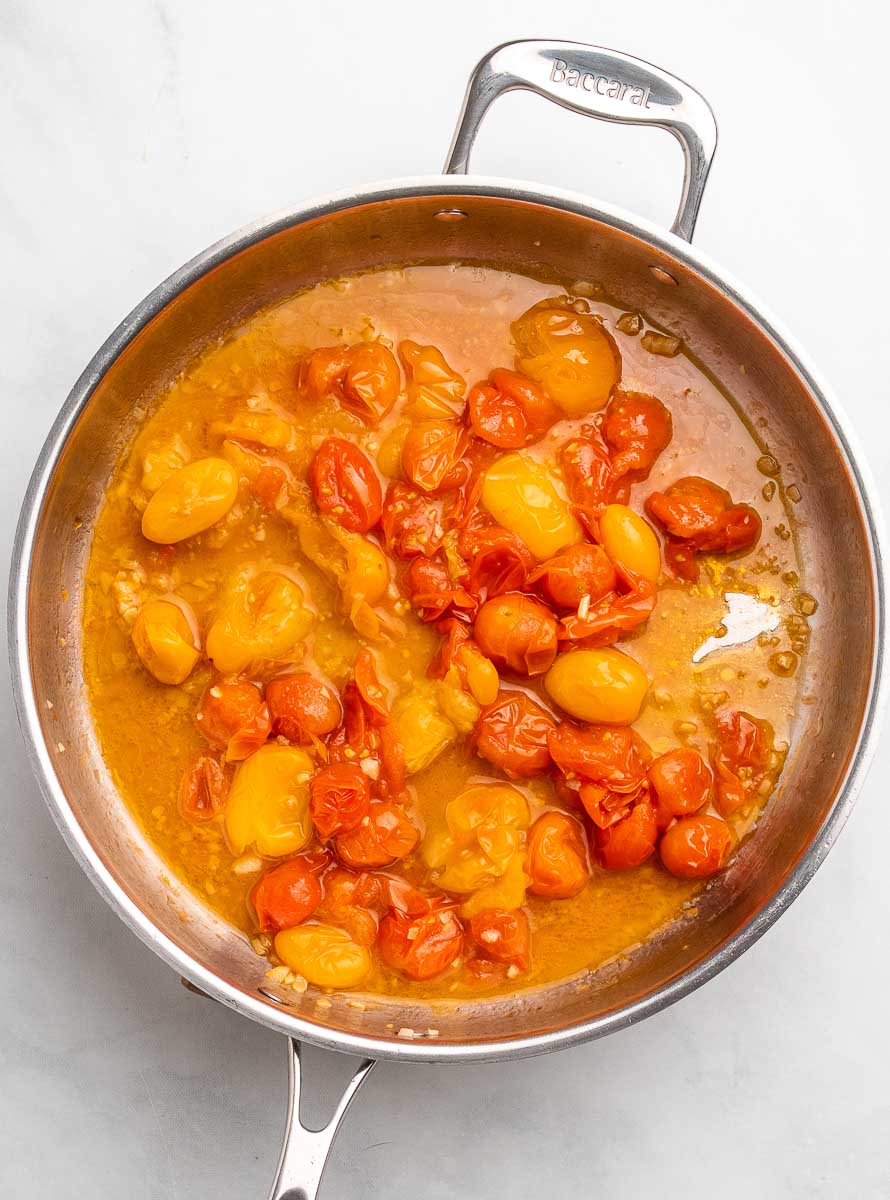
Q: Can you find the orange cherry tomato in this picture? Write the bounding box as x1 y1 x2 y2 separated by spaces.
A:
468 368 561 448
310 437 383 534
302 343 400 425
251 463 289 511
660 814 733 879
474 593 558 676
309 762 371 839
401 419 470 493
528 543 618 609
317 867 379 946
251 854 326 932
179 754 228 824
648 748 712 826
527 812 589 898
404 555 475 623
399 340 466 419
196 680 271 761
457 525 535 602
711 708 775 818
595 800 658 869
645 476 761 581
378 904 463 980
381 482 443 558
469 908 530 969
265 673 342 744
548 722 651 788
602 390 673 478
473 691 555 779
335 800 419 869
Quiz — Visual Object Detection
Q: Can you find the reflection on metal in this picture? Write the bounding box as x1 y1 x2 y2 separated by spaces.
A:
692 591 780 663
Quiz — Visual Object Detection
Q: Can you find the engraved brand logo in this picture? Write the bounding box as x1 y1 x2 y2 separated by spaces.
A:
549 59 652 108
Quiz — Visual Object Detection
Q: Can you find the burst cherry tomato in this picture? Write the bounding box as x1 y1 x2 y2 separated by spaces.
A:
595 800 658 869
404 555 475 623
378 905 463 980
310 437 383 534
645 476 761 581
309 762 371 839
711 708 775 817
381 482 443 558
179 755 228 824
473 691 555 778
528 543 618 609
335 800 419 868
548 723 651 788
469 908 530 969
401 419 470 493
317 868 379 946
302 343 400 424
660 815 733 878
559 424 625 522
527 812 589 898
474 593 558 676
457 525 536 601
196 680 271 761
648 748 712 826
252 463 289 510
251 854 325 932
468 368 561 448
602 390 673 478
266 673 342 743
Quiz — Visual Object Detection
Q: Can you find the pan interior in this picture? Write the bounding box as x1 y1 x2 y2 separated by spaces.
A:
22 190 877 1053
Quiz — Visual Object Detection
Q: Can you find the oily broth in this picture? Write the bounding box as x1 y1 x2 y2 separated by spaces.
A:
82 264 805 1000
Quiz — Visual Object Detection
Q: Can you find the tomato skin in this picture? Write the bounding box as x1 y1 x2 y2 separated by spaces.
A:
309 762 372 839
711 708 775 817
648 748 712 826
557 572 657 649
473 691 555 779
474 593 558 676
527 812 589 898
660 815 733 879
302 343 400 425
381 482 443 558
399 340 466 418
251 855 325 933
645 476 761 581
528 543 618 609
469 908 530 969
602 390 672 478
402 419 470 493
378 905 463 981
559 425 626 523
266 673 342 743
457 525 535 601
468 368 561 448
595 800 658 869
179 755 228 824
196 680 271 761
335 800 419 868
310 438 383 534
317 868 380 946
404 555 475 623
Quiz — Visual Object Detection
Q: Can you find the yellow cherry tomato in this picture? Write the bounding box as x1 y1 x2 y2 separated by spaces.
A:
211 410 294 449
392 687 456 775
511 299 621 416
435 677 481 734
545 648 649 724
425 783 530 893
457 644 500 706
482 453 582 560
461 851 529 918
141 457 238 543
225 744 313 857
274 923 371 988
206 566 314 674
131 597 200 685
599 504 661 583
342 535 389 606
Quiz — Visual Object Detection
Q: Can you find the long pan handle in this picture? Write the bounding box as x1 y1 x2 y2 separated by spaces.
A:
267 1039 376 1200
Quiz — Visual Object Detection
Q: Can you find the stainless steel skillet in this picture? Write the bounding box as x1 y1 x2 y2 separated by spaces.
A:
8 39 886 1199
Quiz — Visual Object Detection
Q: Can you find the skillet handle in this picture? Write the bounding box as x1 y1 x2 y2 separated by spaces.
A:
267 1039 375 1200
443 38 717 242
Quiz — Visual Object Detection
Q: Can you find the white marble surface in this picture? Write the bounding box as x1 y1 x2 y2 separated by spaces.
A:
3 2 890 1196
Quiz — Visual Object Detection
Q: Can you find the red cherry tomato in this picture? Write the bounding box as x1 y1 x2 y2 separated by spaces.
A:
474 593 558 676
196 680 271 761
404 555 475 623
595 800 658 870
179 755 228 824
557 569 656 648
468 368 561 448
711 708 775 818
469 908 530 969
302 343 400 425
266 673 342 743
381 482 443 558
527 812 589 898
310 437 383 534
559 424 627 526
427 618 471 680
645 476 761 581
528 543 618 609
402 419 470 493
660 815 733 879
548 723 651 789
457 525 536 601
251 854 325 932
602 390 672 478
648 748 712 826
335 800 419 869
473 691 556 779
379 904 463 980
309 762 372 839
316 868 379 946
